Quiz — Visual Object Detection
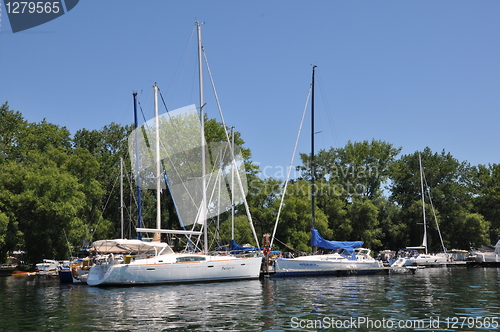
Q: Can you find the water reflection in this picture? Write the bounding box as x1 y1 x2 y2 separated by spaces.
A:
1 268 500 331
82 280 265 331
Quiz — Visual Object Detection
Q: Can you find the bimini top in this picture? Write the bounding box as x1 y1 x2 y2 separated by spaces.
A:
90 239 173 255
311 228 363 250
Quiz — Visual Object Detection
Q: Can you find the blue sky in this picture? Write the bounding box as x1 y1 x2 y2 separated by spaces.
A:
1 1 499 180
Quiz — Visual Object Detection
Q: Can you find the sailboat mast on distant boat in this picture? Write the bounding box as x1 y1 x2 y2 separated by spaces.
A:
402 153 450 266
419 153 428 254
153 84 162 242
197 21 209 255
133 91 143 240
311 65 317 253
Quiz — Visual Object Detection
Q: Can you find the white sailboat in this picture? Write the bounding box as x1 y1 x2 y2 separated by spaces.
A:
86 238 261 285
274 229 384 276
271 66 384 277
469 238 500 265
87 23 261 286
403 153 449 267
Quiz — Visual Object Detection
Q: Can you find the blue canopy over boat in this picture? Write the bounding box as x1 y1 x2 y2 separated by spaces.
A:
311 227 363 251
230 240 261 254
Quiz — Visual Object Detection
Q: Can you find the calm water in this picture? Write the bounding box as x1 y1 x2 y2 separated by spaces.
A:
1 267 499 331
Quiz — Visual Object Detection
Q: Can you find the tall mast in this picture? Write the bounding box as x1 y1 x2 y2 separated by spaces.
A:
311 65 317 252
153 84 161 242
133 91 143 240
197 22 208 254
419 153 428 254
120 157 124 239
231 127 235 241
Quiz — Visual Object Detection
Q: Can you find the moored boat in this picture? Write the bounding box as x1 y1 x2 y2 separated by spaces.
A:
469 239 500 266
87 23 262 286
27 259 60 276
402 154 451 267
86 239 261 286
269 66 384 278
272 228 385 277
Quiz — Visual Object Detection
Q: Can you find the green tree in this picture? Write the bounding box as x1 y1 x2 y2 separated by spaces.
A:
298 139 401 199
390 148 479 251
0 151 88 264
347 198 382 249
294 140 401 252
468 163 500 243
0 103 94 263
73 123 132 241
272 180 331 253
0 102 26 163
376 197 408 250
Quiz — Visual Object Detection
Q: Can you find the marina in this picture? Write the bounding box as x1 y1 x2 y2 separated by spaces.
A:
2 4 500 332
1 266 499 331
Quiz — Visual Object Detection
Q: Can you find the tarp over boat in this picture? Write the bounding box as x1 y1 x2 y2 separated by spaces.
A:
229 240 261 254
311 227 363 251
89 239 173 255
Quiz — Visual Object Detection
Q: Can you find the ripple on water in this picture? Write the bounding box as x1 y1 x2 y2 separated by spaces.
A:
1 268 500 331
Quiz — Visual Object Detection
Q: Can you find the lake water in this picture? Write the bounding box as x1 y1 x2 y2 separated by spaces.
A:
1 267 499 331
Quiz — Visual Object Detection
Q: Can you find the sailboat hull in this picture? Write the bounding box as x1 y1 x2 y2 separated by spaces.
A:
87 255 262 286
405 253 450 266
273 255 385 277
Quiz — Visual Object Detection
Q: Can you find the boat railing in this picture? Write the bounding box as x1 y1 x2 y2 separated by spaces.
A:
94 253 125 266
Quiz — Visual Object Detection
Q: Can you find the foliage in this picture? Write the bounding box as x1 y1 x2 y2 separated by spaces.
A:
1 101 499 263
468 163 500 242
390 148 482 251
298 139 401 199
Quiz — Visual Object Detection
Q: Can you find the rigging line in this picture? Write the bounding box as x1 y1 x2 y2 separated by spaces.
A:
151 103 205 236
125 165 139 215
136 88 153 124
178 235 201 253
158 88 170 113
124 165 138 240
157 89 201 200
316 71 340 149
164 25 197 102
135 103 209 250
208 142 245 246
422 169 447 252
138 100 149 125
155 91 199 193
157 88 198 245
270 85 311 249
203 50 261 249
88 169 121 242
138 105 200 239
273 237 307 255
